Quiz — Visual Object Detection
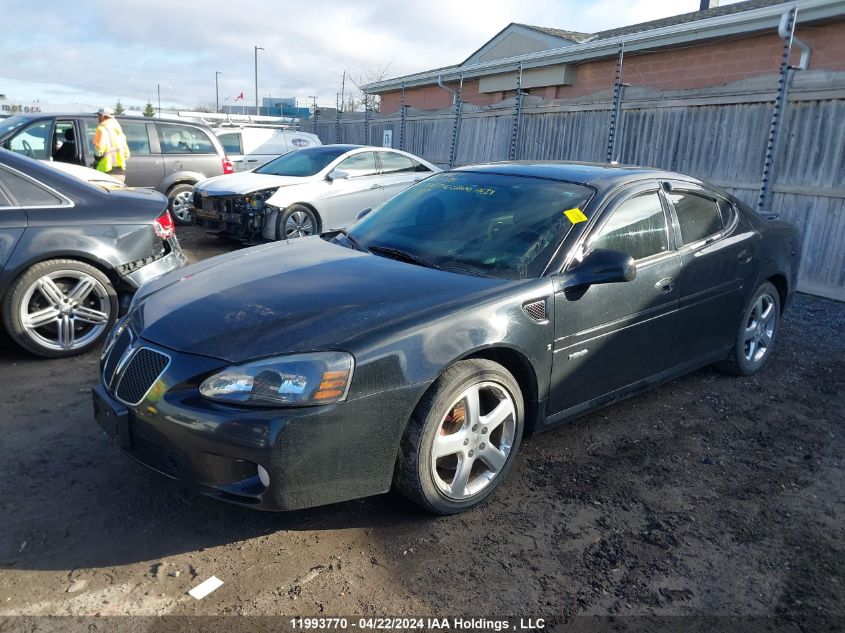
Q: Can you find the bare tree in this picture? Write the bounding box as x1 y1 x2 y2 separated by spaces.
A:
342 62 394 112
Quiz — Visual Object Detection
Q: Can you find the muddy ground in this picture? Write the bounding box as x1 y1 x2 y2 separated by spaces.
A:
0 227 842 629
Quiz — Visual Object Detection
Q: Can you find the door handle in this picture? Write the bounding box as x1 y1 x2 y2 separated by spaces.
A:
738 249 753 263
246 159 258 163
369 184 381 189
654 277 675 294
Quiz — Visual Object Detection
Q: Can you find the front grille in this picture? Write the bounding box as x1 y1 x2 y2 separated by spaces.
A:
523 299 547 321
115 348 170 405
103 327 132 387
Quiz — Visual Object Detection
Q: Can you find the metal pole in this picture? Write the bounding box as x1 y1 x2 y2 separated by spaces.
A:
215 71 222 113
340 70 346 112
606 42 625 163
508 63 524 160
399 82 406 151
448 76 464 168
310 96 318 134
157 83 161 117
364 90 370 145
254 46 264 116
758 6 798 214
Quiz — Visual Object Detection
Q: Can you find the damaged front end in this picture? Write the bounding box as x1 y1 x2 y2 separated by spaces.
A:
191 188 278 242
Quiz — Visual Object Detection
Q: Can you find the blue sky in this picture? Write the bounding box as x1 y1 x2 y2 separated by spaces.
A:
1 0 743 111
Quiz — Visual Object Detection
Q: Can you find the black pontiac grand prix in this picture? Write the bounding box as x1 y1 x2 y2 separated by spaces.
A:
92 162 800 514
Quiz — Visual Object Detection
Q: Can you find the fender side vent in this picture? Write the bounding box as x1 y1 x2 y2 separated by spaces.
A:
523 299 547 321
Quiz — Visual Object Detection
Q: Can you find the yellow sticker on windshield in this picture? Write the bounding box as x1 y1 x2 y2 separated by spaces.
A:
564 208 588 224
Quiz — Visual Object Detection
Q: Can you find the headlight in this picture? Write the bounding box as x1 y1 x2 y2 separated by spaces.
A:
241 187 279 211
101 316 129 360
199 351 354 407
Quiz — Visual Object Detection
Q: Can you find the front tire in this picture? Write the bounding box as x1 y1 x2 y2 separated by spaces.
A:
167 183 195 226
2 259 118 358
395 359 524 514
276 204 318 240
717 281 781 376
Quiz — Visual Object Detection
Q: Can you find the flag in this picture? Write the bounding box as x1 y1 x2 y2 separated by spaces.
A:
235 92 244 101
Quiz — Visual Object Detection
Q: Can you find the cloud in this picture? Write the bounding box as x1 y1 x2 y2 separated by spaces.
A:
0 0 742 108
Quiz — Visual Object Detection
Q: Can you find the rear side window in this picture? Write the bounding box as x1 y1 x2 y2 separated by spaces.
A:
158 124 215 154
590 191 669 261
669 191 724 245
217 132 243 154
0 167 63 206
121 122 152 155
379 152 416 174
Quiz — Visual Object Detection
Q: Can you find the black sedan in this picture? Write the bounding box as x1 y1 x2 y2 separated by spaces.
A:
0 149 187 357
92 162 800 514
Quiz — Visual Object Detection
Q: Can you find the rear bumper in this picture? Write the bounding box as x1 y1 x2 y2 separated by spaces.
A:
123 247 188 289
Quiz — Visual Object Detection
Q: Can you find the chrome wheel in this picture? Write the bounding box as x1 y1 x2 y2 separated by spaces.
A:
170 189 193 222
743 292 776 364
431 381 516 500
18 270 111 352
284 210 315 238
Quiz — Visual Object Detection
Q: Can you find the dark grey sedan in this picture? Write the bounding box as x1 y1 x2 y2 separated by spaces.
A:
92 162 800 514
0 149 187 357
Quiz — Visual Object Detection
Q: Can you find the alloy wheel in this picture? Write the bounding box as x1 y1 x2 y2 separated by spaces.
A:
285 210 315 238
18 270 111 352
743 292 776 365
171 190 193 222
430 381 517 500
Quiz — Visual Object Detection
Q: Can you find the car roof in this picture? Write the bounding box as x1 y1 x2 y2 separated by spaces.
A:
455 161 700 188
1 112 212 128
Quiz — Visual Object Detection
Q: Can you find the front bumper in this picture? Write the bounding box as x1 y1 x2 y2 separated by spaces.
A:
93 339 426 511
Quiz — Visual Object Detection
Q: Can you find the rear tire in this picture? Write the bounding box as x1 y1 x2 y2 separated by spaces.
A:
167 183 195 226
2 259 117 358
717 281 780 376
394 359 524 515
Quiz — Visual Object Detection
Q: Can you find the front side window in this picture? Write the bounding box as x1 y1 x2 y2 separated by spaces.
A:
346 172 593 280
336 152 378 177
157 124 215 154
669 191 724 245
0 167 63 206
590 191 669 261
3 121 52 159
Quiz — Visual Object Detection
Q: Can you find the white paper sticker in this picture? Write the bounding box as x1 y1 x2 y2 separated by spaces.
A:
188 576 224 600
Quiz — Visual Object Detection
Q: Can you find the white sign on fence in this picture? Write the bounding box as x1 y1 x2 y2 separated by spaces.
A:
382 130 393 148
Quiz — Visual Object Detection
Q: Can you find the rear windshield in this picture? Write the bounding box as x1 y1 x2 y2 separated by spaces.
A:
255 146 348 177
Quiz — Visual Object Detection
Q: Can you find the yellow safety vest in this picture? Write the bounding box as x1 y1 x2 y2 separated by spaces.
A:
94 119 130 173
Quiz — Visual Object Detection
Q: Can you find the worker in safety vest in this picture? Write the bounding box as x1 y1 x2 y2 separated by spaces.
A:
93 107 130 181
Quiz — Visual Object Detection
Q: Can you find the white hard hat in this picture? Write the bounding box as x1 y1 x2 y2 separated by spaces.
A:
98 107 115 117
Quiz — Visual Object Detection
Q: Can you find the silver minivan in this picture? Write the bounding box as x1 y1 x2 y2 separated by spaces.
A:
0 114 234 225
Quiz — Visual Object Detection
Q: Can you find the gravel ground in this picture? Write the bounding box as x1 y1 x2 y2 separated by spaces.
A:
0 227 842 628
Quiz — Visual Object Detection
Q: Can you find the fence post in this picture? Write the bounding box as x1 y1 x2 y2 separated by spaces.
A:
399 82 406 150
508 62 524 160
364 90 371 145
606 42 625 163
758 6 799 214
335 93 341 144
448 76 464 168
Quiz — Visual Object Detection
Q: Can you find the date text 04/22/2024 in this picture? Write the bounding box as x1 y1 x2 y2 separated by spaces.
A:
289 617 546 630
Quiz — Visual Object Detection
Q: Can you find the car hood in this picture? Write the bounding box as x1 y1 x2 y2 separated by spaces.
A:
130 237 508 363
195 172 313 195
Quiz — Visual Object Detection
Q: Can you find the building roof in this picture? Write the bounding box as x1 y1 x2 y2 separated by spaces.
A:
365 0 844 93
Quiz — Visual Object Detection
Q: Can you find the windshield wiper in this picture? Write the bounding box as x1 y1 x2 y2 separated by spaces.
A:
336 229 368 252
368 245 443 270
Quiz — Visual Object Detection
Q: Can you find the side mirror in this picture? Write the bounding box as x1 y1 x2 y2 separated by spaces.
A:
562 249 636 290
354 207 372 222
327 169 349 181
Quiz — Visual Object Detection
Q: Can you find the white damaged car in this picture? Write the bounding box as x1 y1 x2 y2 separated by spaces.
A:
191 144 440 241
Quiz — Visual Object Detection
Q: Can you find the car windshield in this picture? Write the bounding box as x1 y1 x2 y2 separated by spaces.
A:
346 171 593 280
255 146 349 177
0 115 34 138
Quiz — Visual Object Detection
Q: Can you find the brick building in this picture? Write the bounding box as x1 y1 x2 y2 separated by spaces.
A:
368 0 845 113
